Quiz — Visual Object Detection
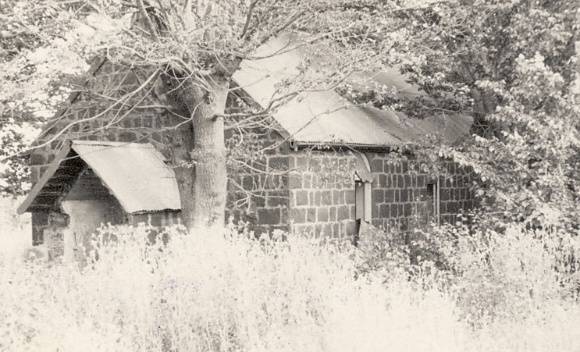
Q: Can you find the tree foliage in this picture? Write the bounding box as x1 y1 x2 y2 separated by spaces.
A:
0 0 578 229
345 0 580 228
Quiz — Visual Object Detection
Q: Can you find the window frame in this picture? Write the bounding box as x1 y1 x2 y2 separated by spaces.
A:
426 179 441 225
355 177 372 222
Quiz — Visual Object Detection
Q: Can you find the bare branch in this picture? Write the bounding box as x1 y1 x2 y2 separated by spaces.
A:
136 0 160 41
240 0 262 40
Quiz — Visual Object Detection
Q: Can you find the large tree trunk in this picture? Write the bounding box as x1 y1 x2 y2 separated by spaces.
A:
174 152 196 230
162 74 229 232
189 77 229 231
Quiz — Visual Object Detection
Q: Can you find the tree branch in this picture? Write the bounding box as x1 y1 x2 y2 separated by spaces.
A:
240 0 262 40
136 0 160 41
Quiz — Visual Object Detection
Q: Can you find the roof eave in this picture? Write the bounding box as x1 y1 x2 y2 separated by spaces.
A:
17 140 75 214
289 140 403 151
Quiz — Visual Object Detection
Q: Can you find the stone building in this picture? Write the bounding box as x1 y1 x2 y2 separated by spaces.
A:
19 36 475 258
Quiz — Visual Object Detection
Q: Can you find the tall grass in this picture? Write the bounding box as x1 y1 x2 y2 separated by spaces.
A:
0 223 579 352
0 196 31 261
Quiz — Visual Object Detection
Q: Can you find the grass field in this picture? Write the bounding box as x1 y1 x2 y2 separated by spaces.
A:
1 201 579 352
0 197 31 261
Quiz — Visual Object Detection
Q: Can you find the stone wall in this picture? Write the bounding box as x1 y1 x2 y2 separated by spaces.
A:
287 149 476 241
225 129 292 235
29 60 293 239
365 153 475 231
28 60 192 245
287 150 360 239
29 60 190 187
128 211 182 227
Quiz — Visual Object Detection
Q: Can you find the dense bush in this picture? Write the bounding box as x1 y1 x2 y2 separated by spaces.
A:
1 223 579 352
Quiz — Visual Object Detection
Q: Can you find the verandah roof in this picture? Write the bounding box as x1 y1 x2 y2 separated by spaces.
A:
18 141 181 214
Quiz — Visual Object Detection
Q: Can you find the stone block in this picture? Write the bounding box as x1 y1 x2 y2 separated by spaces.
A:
337 205 350 221
320 191 332 206
288 156 296 169
379 204 390 218
317 208 329 222
309 158 321 172
295 190 309 206
445 178 453 188
404 203 412 217
345 221 356 236
314 191 322 206
345 190 355 204
268 156 289 170
400 189 409 202
321 223 332 236
373 189 384 203
288 174 301 189
372 204 379 218
258 208 280 225
447 202 457 214
370 158 383 172
378 174 387 188
333 190 343 205
242 175 254 190
294 224 314 235
385 190 395 203
280 208 289 224
253 195 266 208
266 192 287 207
329 207 337 221
332 223 340 237
302 174 312 188
383 161 391 173
397 175 404 188
307 208 317 223
390 204 398 218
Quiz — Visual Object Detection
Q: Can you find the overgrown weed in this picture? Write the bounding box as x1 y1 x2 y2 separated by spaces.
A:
1 222 579 351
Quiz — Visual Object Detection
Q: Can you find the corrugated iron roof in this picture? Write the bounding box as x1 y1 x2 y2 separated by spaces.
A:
71 141 180 213
233 35 472 147
18 141 181 214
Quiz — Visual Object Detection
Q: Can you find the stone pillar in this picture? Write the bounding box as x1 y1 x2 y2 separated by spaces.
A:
44 212 70 261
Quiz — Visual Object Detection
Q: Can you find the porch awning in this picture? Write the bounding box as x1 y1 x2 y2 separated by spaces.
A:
18 140 181 214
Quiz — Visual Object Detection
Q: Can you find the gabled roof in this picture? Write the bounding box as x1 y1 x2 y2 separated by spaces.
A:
18 141 181 214
31 35 472 156
233 35 472 148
